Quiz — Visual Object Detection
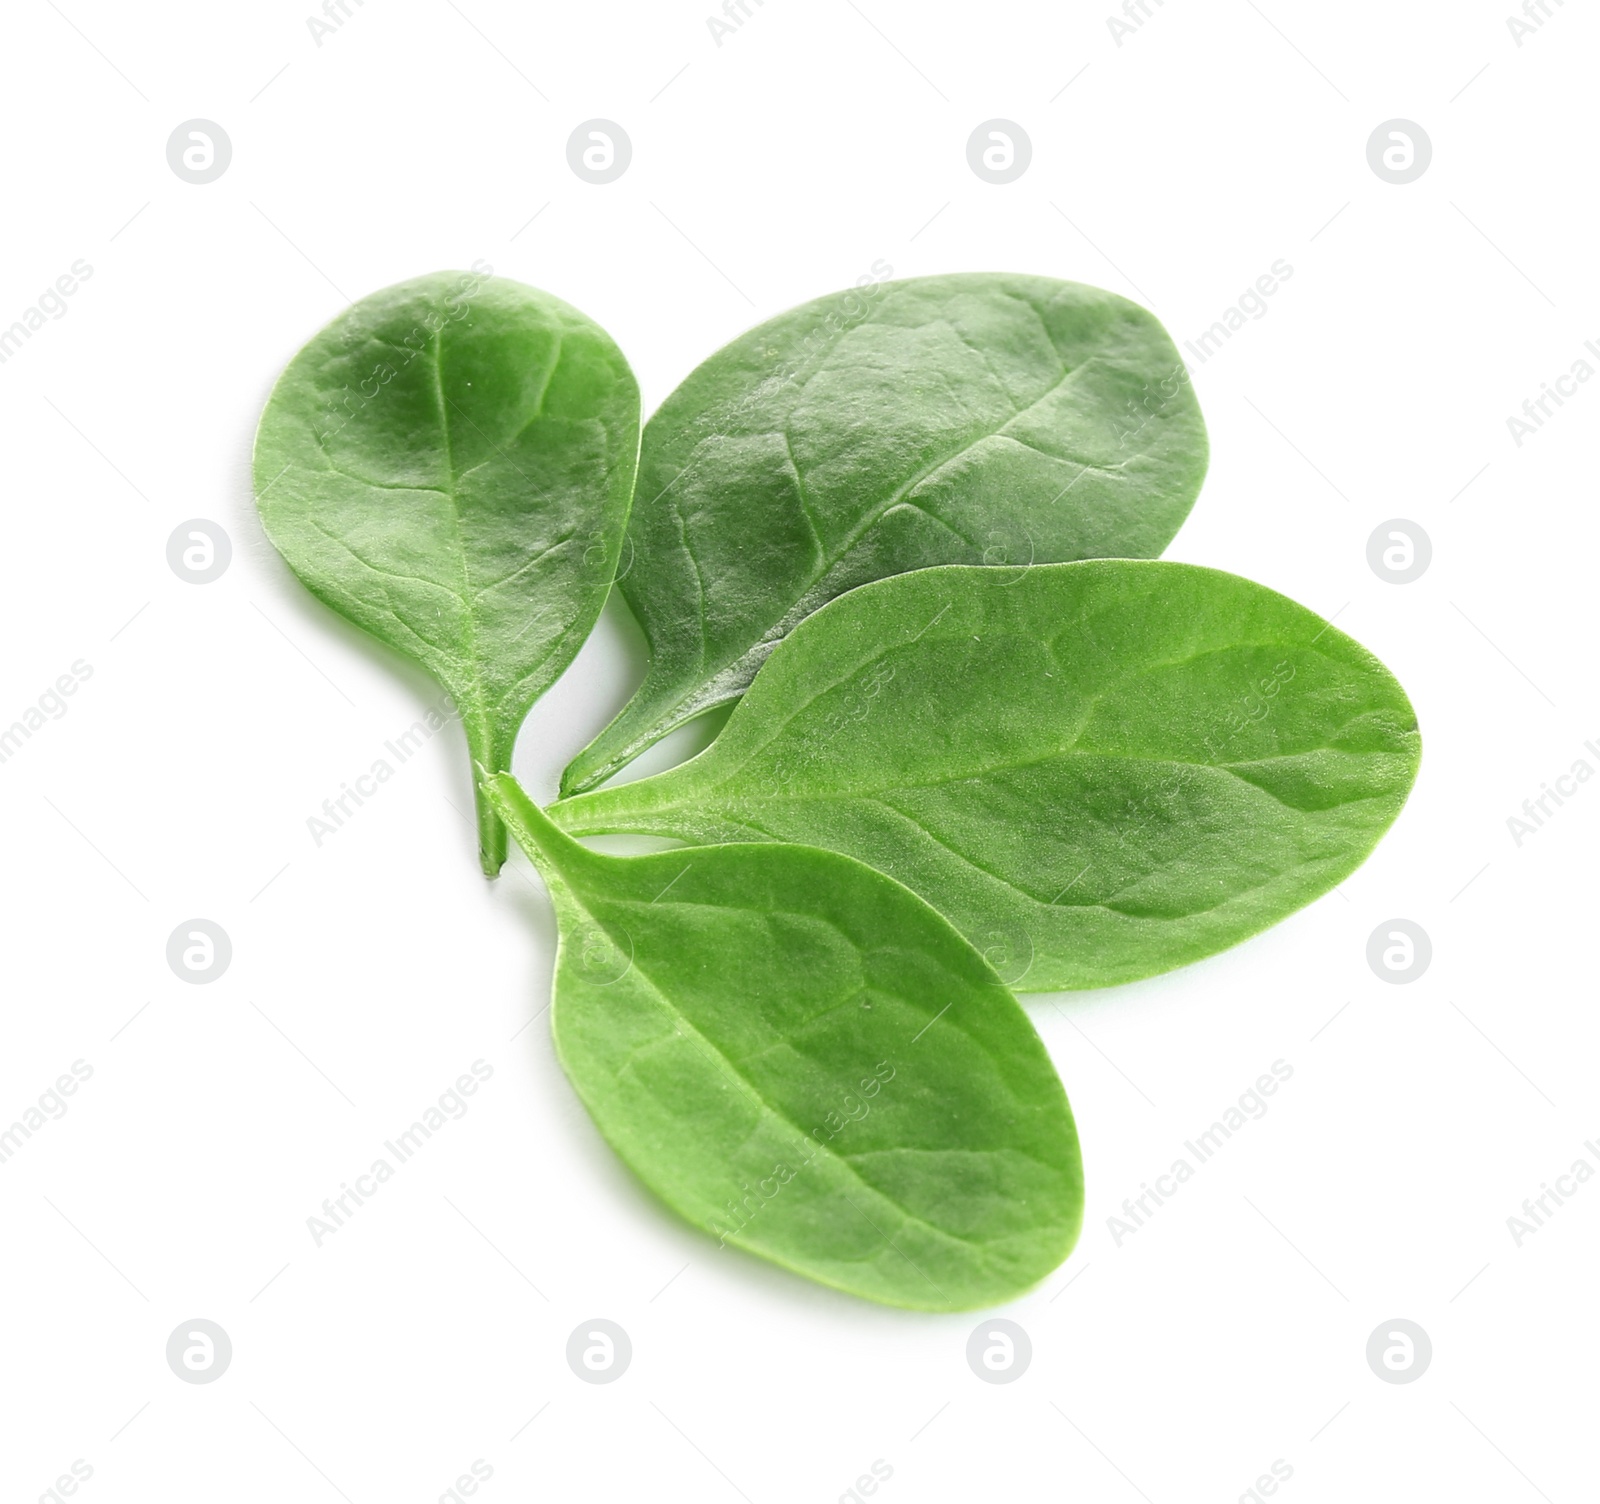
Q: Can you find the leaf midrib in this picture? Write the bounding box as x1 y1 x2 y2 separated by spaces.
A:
721 742 1408 811
688 625 1404 806
685 354 1120 671
651 289 1161 715
714 775 1393 923
430 324 494 749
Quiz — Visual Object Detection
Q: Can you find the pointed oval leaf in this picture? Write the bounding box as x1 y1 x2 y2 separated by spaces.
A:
561 273 1207 794
253 271 640 872
551 561 1421 992
487 775 1083 1311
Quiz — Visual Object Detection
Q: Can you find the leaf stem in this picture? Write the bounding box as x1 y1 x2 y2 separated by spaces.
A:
558 690 710 798
482 771 590 885
473 780 509 878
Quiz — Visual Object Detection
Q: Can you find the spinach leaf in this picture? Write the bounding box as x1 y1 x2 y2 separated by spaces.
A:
560 273 1207 795
253 270 640 873
551 561 1421 992
485 773 1083 1310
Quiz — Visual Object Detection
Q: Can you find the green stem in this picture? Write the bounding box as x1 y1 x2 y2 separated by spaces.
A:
473 779 508 878
558 687 708 798
481 772 595 886
546 781 650 837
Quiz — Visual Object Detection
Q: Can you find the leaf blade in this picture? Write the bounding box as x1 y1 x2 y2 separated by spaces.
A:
253 271 640 871
561 273 1206 794
551 561 1421 991
488 775 1083 1310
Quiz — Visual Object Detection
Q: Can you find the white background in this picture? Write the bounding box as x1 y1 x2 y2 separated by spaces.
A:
2 2 1596 1500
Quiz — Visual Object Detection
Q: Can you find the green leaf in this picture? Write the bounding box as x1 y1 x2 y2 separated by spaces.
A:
485 774 1082 1310
551 562 1421 992
253 270 640 874
560 273 1207 795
